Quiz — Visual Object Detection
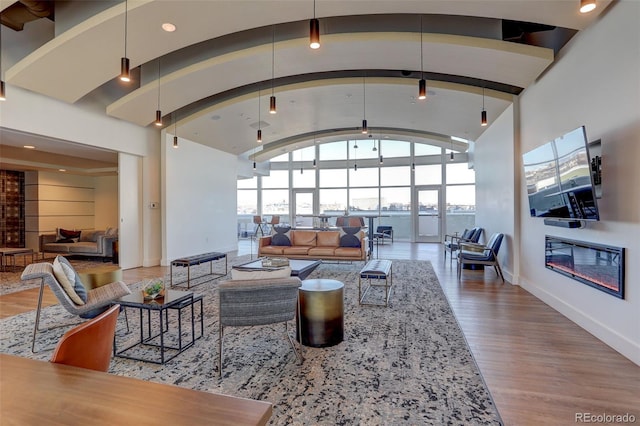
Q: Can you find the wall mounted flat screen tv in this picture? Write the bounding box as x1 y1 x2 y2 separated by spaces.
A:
523 126 600 221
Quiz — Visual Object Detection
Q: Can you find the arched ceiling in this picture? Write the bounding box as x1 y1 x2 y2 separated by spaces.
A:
2 0 611 163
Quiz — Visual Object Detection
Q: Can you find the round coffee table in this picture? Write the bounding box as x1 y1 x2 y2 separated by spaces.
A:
297 279 344 347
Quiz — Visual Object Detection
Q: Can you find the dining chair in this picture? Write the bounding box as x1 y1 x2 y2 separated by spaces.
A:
50 304 121 372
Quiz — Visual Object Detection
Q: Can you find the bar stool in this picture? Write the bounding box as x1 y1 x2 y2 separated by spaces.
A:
253 215 266 236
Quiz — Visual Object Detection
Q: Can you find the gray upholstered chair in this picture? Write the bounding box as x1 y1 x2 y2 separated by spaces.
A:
218 276 302 377
21 257 131 352
457 232 505 282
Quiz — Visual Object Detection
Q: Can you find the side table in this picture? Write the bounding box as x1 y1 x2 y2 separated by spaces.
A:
115 289 202 364
297 279 344 347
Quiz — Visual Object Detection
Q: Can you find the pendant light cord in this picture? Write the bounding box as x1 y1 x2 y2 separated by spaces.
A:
363 75 366 119
420 16 423 79
157 58 161 109
123 0 128 57
482 87 485 109
271 26 275 96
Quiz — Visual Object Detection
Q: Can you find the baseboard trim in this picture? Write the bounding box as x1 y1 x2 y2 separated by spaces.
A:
520 277 640 366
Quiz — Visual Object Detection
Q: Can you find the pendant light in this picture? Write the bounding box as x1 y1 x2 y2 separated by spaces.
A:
257 89 263 143
353 141 358 171
481 87 488 127
154 59 162 126
119 0 131 82
253 149 257 171
173 114 179 149
379 155 384 165
309 0 320 49
361 75 368 134
580 0 596 13
313 133 317 167
370 135 377 152
450 138 455 161
300 149 304 174
270 26 277 114
418 16 426 100
0 28 5 101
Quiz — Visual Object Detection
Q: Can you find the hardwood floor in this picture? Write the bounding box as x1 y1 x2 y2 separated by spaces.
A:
1 241 638 425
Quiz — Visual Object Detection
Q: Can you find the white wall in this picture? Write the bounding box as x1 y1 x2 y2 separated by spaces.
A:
474 104 518 283
517 2 640 364
118 153 143 270
162 135 238 265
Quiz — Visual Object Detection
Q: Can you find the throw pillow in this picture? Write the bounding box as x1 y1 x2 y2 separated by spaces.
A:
73 270 88 304
339 227 362 248
52 256 86 305
271 226 292 246
57 228 81 243
230 266 292 280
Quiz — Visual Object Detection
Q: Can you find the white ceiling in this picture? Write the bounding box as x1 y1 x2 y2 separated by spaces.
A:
1 0 611 169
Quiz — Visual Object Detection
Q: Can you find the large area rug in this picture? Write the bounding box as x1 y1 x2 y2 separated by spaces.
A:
0 258 502 425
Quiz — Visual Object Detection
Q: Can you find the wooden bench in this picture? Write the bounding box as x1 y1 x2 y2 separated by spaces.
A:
170 252 227 289
358 259 393 306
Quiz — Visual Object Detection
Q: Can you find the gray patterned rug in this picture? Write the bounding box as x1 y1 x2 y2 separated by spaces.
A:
0 259 502 425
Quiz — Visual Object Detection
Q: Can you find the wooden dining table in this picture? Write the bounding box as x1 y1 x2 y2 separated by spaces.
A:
0 353 272 425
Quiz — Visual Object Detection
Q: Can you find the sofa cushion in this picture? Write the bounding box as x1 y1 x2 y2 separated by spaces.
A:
308 247 336 256
69 242 100 254
231 266 291 280
316 231 340 247
261 246 285 255
334 247 362 257
283 246 312 256
52 256 86 305
80 230 100 242
291 230 317 246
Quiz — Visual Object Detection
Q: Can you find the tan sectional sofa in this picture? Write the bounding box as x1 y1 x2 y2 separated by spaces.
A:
258 229 368 261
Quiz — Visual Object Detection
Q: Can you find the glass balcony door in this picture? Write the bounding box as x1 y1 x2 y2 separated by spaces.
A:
413 186 442 243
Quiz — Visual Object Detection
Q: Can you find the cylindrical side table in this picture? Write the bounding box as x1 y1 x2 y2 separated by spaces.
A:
297 279 344 347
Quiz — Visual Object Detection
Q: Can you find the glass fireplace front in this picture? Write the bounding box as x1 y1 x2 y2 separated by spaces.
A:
545 236 625 299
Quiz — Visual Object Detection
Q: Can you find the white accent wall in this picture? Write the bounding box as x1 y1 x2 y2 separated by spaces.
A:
474 103 518 283
161 134 238 265
479 2 639 364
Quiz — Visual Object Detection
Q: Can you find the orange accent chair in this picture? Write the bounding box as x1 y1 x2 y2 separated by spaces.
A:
50 304 121 372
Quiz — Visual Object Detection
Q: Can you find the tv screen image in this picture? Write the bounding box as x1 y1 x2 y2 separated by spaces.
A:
523 126 600 221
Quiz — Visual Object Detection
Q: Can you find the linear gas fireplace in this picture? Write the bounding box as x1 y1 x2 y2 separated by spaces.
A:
545 236 625 299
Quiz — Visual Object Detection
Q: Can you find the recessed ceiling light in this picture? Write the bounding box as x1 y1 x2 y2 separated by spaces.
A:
162 22 176 32
58 169 66 172
24 145 36 149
